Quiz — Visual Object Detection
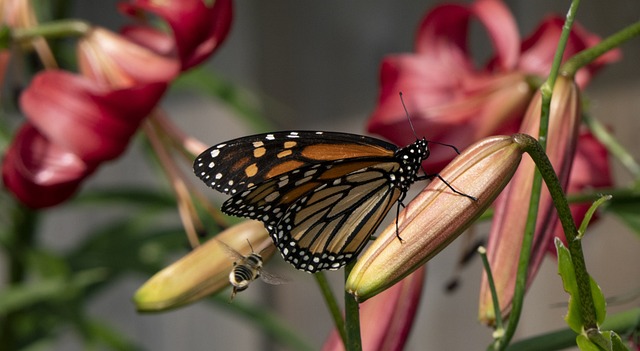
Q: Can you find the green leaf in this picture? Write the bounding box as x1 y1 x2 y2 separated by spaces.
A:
506 308 640 351
606 331 629 351
0 269 107 314
557 239 583 333
591 278 607 326
576 334 602 351
555 239 607 333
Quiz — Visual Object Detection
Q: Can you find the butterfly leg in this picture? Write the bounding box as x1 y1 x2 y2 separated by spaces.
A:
394 199 407 243
417 173 478 201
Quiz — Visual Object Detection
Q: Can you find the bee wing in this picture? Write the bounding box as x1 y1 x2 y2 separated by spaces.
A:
259 270 289 286
215 239 245 261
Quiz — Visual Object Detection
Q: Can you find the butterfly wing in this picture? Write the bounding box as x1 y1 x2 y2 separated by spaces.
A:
193 131 397 195
194 131 415 273
273 161 404 272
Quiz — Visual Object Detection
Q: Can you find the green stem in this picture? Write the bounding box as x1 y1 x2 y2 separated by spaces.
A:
539 0 579 149
514 133 598 327
583 114 640 179
11 19 90 42
314 272 346 344
0 201 39 350
562 20 640 76
478 247 504 335
344 261 362 351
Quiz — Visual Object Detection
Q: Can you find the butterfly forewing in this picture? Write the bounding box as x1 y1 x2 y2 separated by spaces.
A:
194 131 397 195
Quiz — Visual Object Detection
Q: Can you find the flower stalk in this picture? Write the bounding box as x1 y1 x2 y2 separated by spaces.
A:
512 133 598 335
561 19 640 77
10 19 90 40
315 272 347 345
344 261 362 351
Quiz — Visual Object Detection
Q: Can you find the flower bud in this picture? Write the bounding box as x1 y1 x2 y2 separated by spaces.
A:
134 220 273 312
479 76 581 324
346 135 524 301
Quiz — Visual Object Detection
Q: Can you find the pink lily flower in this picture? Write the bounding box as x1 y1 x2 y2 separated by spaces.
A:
2 0 234 208
367 0 618 172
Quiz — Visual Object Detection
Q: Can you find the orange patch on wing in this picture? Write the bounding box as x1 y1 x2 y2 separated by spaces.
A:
266 160 305 178
281 182 320 204
301 144 393 160
277 150 293 158
253 147 266 158
245 163 258 177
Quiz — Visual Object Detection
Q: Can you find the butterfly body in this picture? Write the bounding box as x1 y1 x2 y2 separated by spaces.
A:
194 131 430 273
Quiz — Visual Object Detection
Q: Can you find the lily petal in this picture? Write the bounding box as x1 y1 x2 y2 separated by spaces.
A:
119 0 233 70
2 124 97 208
21 70 167 162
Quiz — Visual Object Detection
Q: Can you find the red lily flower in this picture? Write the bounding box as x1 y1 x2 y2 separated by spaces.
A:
367 0 617 171
21 71 167 162
322 266 425 351
2 124 98 208
2 0 234 208
118 0 233 70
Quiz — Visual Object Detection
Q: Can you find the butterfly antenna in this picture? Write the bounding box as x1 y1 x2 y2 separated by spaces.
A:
246 239 255 253
399 92 420 140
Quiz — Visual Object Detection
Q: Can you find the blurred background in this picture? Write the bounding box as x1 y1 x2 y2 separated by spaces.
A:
4 0 640 350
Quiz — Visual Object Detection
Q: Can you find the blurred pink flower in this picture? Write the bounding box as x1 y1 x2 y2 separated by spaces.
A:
2 0 234 208
322 267 426 351
2 124 98 208
367 0 618 171
118 0 233 70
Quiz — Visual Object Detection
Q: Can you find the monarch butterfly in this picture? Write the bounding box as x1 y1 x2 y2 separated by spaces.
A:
216 239 288 301
194 131 474 273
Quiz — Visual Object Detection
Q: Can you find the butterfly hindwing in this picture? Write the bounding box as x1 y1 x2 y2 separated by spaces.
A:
271 162 404 272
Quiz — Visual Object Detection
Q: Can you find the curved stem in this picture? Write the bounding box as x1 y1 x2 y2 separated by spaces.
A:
514 133 598 328
562 20 640 76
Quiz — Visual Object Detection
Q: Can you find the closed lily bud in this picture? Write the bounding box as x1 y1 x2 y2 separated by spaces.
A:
134 220 273 312
347 135 524 301
479 76 581 325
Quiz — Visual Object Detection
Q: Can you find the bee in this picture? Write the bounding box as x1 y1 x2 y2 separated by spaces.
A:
217 239 288 301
